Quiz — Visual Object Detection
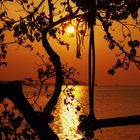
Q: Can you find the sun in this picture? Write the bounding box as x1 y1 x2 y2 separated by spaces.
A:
65 25 75 34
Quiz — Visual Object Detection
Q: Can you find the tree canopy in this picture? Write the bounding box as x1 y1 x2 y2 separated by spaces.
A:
0 0 140 73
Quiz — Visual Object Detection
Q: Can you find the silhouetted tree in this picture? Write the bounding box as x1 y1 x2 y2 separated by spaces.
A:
0 0 140 139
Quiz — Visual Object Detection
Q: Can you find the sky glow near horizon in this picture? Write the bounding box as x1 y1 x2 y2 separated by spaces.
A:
0 1 140 85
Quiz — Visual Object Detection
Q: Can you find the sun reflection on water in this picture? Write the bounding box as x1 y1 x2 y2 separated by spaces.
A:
55 85 85 140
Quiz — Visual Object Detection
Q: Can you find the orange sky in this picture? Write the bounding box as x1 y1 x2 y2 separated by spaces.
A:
0 25 140 85
0 2 140 85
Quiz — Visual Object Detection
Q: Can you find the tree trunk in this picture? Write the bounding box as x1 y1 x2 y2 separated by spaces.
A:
0 81 59 140
41 31 63 118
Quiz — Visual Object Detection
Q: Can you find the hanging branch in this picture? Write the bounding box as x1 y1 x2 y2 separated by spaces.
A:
87 0 96 119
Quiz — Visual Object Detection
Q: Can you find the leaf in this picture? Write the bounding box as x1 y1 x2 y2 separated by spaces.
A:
3 103 8 108
0 62 7 67
130 47 136 57
17 38 24 45
133 40 139 47
0 34 4 42
8 112 15 122
108 69 115 75
45 85 48 92
0 28 4 35
128 40 140 47
0 11 7 18
11 116 23 130
1 50 7 59
34 32 41 42
124 62 129 70
27 35 35 42
13 25 21 37
1 44 5 50
75 106 81 111
27 4 30 9
2 111 8 119
25 44 33 51
109 42 115 50
5 20 14 29
115 59 122 68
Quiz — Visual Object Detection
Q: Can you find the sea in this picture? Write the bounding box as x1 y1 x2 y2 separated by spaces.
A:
4 85 140 140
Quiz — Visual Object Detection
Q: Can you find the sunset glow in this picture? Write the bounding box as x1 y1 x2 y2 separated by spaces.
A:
0 1 140 86
65 25 75 34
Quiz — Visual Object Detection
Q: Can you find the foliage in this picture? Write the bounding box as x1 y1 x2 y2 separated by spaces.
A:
0 100 37 140
34 54 79 106
72 0 140 74
0 0 140 73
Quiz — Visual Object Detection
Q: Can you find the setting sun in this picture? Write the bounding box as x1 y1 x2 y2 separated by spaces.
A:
65 25 75 34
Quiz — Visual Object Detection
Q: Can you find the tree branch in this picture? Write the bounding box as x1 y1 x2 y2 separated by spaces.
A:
0 81 59 140
41 31 63 118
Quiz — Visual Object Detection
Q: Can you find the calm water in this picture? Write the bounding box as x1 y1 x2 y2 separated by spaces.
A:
23 85 140 140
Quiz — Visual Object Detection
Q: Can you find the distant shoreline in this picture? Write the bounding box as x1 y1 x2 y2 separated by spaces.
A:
1 80 140 87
